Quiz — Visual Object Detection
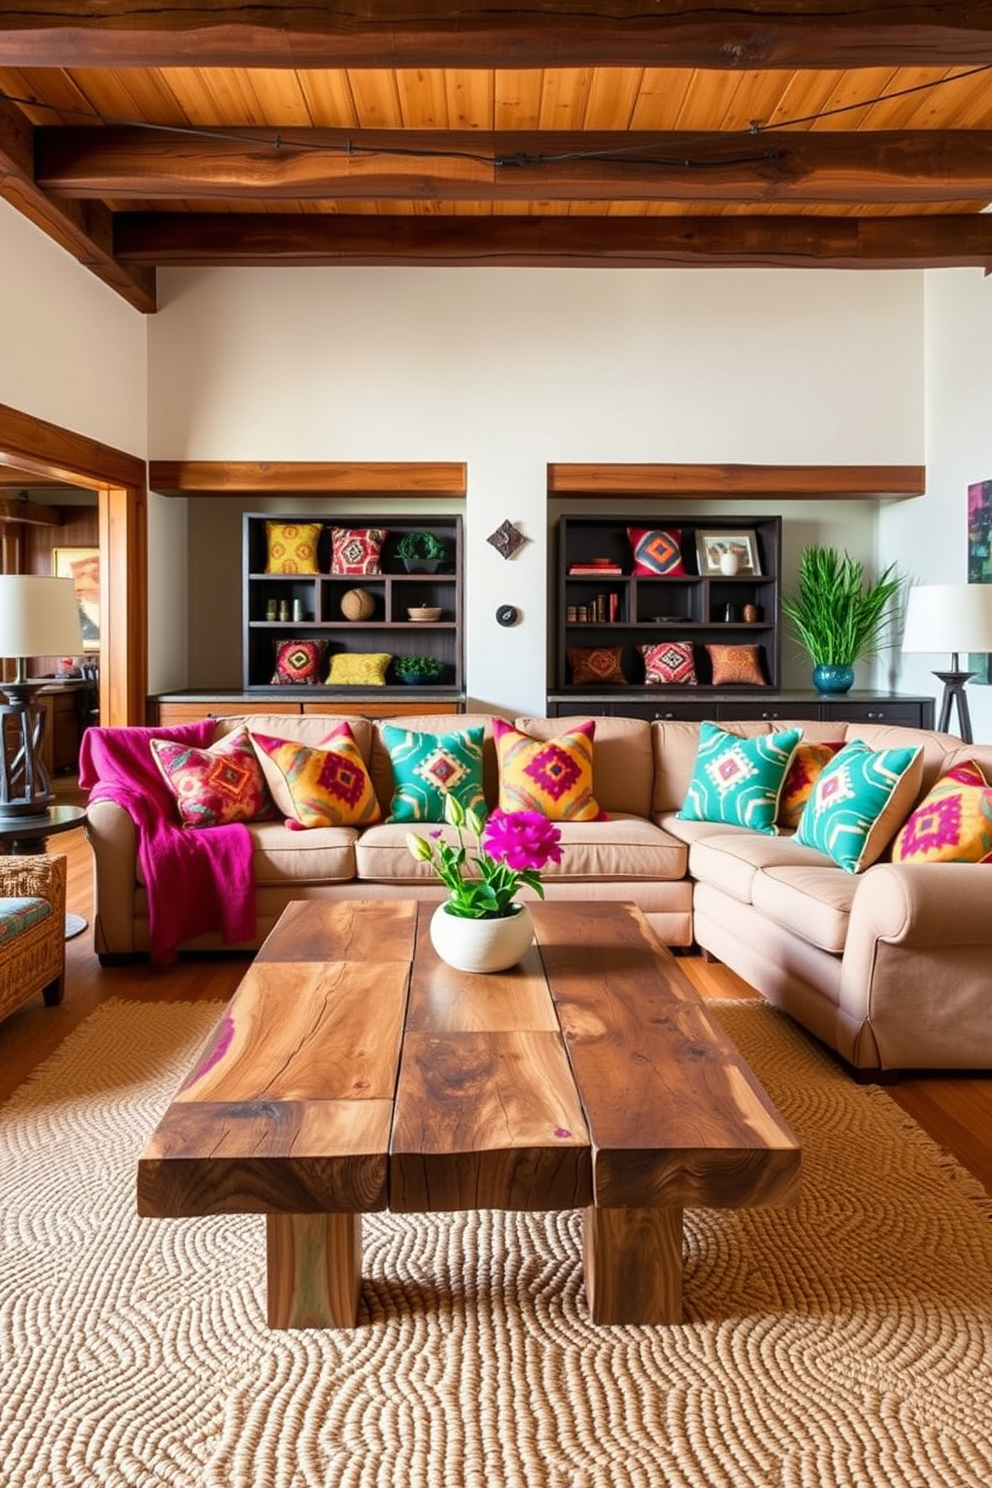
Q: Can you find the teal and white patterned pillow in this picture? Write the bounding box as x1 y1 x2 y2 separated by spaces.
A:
676 722 802 835
794 739 923 872
383 724 486 824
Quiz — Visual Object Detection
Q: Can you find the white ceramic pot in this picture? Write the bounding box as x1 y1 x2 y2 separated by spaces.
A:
429 902 534 973
719 550 740 576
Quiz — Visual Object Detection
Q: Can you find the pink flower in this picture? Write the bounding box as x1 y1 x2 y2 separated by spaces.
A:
482 810 563 872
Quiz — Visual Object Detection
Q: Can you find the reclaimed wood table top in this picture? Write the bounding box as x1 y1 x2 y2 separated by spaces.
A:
138 898 800 1223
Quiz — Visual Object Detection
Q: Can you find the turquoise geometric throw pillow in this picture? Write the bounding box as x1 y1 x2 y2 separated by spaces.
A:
676 722 802 835
794 739 923 873
383 724 486 823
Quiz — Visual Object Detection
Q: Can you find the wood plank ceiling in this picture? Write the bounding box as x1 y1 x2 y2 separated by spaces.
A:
2 3 992 312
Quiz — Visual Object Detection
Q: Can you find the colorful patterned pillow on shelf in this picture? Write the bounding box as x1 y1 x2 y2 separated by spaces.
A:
794 739 923 873
492 716 608 821
270 637 328 685
639 641 697 686
264 521 321 575
676 722 802 835
777 740 846 831
150 725 274 829
325 652 392 686
627 527 685 577
382 724 486 823
330 527 388 575
890 760 992 865
250 723 381 830
705 643 766 686
566 645 627 686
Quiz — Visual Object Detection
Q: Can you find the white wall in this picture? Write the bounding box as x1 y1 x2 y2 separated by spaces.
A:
880 269 992 744
149 266 925 715
0 200 147 456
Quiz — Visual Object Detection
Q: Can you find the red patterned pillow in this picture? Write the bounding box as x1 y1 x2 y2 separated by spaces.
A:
150 725 273 829
890 760 992 864
627 527 685 577
270 638 328 685
778 740 845 830
330 527 388 575
567 645 627 686
706 643 766 686
639 641 697 685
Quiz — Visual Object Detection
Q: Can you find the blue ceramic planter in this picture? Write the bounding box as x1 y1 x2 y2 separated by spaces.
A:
812 663 855 695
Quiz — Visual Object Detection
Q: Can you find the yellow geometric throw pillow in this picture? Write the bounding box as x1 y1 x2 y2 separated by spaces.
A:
325 652 392 686
890 760 992 864
264 521 321 574
250 724 381 829
491 716 607 821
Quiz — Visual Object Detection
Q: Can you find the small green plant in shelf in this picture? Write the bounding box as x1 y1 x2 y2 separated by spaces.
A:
393 654 446 685
395 529 447 571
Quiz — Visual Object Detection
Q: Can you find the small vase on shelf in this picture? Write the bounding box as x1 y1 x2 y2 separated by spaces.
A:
429 902 534 973
812 663 855 695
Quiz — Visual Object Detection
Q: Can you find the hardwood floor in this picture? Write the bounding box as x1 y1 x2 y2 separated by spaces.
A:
3 797 992 1196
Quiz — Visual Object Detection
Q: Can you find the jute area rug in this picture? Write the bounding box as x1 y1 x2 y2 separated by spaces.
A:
2 1001 991 1488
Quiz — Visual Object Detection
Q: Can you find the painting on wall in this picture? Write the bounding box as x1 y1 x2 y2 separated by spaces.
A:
53 547 100 653
967 480 992 683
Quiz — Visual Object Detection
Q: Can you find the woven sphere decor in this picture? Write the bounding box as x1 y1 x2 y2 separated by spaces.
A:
341 587 376 621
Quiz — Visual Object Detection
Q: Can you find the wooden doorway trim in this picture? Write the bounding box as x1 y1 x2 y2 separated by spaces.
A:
0 401 147 725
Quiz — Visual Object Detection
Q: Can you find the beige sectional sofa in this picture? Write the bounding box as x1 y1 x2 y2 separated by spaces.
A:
84 710 992 1075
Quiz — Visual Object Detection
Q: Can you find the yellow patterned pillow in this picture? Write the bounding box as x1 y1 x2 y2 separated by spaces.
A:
264 521 321 574
250 723 381 829
491 717 607 821
777 740 845 831
890 760 992 864
326 652 392 686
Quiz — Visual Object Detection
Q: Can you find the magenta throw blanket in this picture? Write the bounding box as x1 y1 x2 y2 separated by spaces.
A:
78 721 256 964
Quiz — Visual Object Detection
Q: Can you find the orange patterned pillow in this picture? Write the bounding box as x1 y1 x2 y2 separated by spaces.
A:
778 740 845 830
706 643 766 686
491 717 607 821
265 521 321 574
890 760 992 864
250 722 381 829
566 645 627 686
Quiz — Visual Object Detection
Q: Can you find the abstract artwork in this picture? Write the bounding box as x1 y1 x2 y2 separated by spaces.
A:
52 546 99 653
967 480 992 683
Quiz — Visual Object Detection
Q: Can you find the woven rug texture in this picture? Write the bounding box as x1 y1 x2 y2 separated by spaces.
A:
2 998 991 1488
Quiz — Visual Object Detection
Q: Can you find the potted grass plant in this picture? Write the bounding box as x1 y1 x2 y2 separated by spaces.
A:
781 545 903 694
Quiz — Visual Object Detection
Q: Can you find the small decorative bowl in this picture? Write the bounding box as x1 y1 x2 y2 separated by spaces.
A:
407 606 442 622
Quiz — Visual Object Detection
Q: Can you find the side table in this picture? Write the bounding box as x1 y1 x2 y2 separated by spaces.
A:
0 803 88 938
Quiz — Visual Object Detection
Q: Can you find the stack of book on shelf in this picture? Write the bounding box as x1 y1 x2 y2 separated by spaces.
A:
568 558 624 576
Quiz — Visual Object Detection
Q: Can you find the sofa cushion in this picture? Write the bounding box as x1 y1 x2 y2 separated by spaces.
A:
150 724 274 829
795 739 923 872
0 897 51 944
687 830 829 905
356 812 686 885
750 865 859 955
247 821 358 885
515 714 654 819
677 721 802 834
492 716 606 821
381 722 486 822
890 759 992 864
252 722 381 828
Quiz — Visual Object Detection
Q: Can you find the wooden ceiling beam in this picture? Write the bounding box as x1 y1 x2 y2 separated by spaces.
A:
36 127 992 205
113 211 992 270
0 97 157 313
3 2 992 69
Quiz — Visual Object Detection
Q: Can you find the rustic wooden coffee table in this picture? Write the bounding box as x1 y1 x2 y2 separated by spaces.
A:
138 899 800 1329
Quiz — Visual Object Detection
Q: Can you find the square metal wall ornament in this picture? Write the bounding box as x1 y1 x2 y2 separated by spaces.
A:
487 520 528 560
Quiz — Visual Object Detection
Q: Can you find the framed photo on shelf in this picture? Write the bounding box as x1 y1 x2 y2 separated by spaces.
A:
52 546 100 652
695 529 761 577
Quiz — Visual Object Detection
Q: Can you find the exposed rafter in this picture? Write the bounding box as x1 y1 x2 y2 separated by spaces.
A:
113 211 992 271
3 2 992 69
35 127 992 205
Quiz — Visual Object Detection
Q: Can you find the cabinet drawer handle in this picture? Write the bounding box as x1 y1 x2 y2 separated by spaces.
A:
761 711 780 719
867 710 884 719
655 711 675 720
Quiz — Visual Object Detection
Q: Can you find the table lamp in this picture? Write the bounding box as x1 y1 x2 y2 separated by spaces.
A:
901 582 992 743
0 575 84 817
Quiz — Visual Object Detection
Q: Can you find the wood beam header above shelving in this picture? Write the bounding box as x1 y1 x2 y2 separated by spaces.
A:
148 460 467 497
548 463 927 500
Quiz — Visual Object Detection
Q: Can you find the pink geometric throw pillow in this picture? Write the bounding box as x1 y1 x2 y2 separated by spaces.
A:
330 527 388 575
639 641 697 685
150 725 274 829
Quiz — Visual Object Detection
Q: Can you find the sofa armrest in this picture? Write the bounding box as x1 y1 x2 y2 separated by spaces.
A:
847 861 992 949
84 798 140 955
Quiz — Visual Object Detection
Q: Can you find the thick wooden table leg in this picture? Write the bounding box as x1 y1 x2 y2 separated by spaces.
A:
583 1205 683 1325
266 1213 362 1329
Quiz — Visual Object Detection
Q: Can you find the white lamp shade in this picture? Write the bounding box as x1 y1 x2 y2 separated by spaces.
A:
0 575 84 658
901 583 992 655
